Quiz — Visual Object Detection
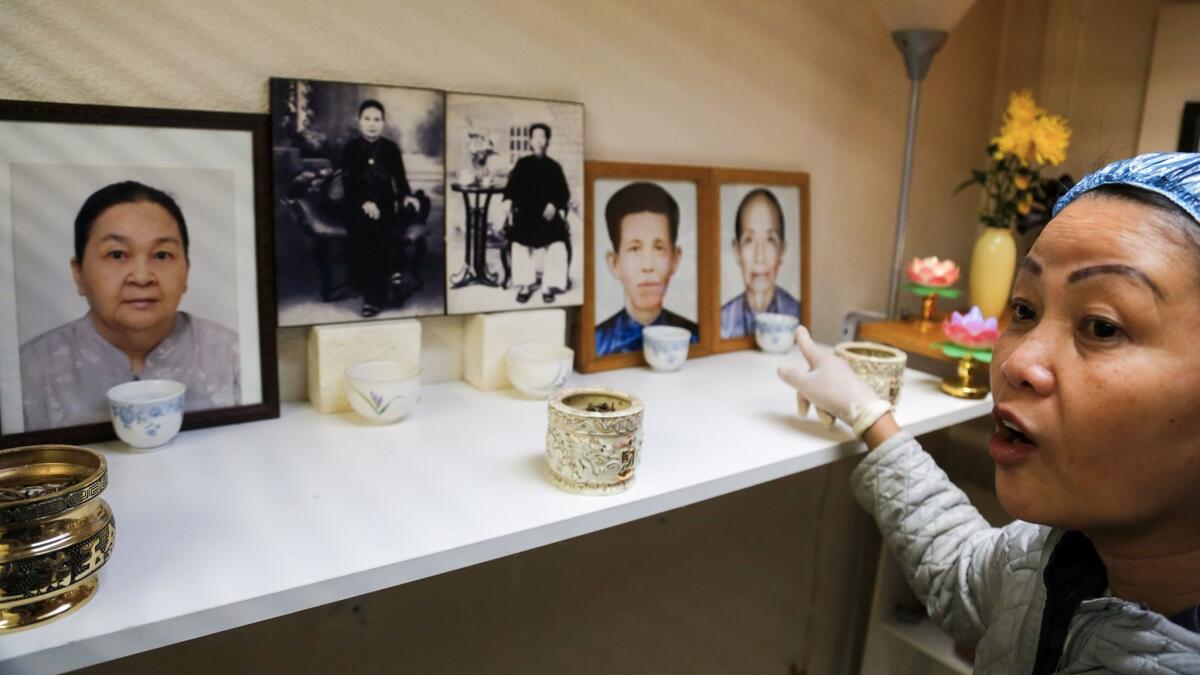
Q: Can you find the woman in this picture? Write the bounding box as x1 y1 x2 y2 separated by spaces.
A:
780 153 1200 672
20 181 240 431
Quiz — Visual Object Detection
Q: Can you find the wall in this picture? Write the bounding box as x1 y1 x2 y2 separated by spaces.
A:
0 1 1007 673
1138 2 1200 154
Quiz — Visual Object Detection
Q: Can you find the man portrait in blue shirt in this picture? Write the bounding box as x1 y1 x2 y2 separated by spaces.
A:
719 188 801 339
594 182 699 356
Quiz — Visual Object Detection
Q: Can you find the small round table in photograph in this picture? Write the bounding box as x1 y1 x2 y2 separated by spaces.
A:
450 182 506 289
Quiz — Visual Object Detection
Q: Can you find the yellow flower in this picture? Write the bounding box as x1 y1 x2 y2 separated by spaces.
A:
1006 90 1041 124
1013 175 1031 190
1032 114 1071 166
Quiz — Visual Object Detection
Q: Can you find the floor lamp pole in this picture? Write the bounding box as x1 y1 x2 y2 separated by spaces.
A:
885 29 947 319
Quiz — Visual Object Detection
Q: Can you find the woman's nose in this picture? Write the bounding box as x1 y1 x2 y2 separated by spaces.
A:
998 333 1056 396
127 258 155 285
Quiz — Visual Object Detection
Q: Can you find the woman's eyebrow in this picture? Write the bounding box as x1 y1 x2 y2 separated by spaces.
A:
1067 264 1164 299
1018 256 1042 276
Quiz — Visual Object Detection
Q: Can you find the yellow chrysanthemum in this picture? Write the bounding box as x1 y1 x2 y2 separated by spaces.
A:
1017 192 1033 215
992 117 1037 166
1013 174 1031 190
1006 90 1041 124
1032 114 1071 166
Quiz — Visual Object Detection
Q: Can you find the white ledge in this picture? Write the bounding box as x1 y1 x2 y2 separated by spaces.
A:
0 348 990 674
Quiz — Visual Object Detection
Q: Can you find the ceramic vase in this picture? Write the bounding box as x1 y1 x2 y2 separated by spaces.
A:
969 226 1017 320
545 388 643 495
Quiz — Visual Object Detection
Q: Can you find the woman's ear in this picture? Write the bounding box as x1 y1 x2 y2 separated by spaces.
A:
70 257 85 296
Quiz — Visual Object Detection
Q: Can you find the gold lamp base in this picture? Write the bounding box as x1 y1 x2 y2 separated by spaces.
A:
940 354 990 399
0 577 99 633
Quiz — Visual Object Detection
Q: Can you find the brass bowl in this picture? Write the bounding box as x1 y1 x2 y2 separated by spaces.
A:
0 445 115 632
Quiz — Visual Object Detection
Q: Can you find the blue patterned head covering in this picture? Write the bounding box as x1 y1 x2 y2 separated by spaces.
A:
1053 152 1200 224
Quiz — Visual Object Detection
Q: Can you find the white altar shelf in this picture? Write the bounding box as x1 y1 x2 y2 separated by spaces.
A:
0 348 991 674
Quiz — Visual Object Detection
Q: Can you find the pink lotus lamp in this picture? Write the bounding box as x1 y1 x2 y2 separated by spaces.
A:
933 306 996 399
905 256 962 322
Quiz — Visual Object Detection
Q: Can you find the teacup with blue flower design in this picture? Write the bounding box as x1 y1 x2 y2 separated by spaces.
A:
106 379 186 449
642 326 691 372
754 313 801 353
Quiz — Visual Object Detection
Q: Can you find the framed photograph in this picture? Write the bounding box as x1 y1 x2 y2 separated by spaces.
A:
0 99 278 449
271 78 446 325
1178 102 1200 152
444 92 584 314
710 168 810 352
577 161 713 373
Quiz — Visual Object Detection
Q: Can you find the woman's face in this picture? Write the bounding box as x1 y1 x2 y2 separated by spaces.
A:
990 195 1200 538
358 107 384 141
71 200 189 339
734 197 784 293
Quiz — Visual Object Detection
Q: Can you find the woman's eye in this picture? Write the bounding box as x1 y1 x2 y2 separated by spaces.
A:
1082 317 1122 340
1011 301 1036 322
106 250 126 260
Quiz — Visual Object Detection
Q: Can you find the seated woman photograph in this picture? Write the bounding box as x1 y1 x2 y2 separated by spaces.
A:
780 153 1200 673
20 180 240 431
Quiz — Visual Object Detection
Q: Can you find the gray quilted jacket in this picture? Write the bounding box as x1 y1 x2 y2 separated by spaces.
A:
852 433 1200 674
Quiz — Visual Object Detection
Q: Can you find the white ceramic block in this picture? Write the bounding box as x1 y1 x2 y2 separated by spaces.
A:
463 309 567 390
307 320 422 414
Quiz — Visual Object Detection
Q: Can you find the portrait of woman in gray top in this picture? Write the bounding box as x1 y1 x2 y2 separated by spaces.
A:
20 181 240 431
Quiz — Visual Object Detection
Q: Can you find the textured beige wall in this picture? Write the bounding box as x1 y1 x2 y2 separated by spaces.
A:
0 1 1007 674
0 0 1001 347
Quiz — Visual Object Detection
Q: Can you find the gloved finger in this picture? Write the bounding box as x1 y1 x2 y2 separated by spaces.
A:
777 365 810 390
793 326 831 368
817 409 836 427
796 392 811 417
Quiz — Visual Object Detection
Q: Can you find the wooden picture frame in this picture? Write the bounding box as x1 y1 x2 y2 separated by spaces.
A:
577 161 714 373
0 99 279 449
709 168 811 353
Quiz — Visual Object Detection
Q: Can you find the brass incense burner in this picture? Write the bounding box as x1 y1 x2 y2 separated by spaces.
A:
0 445 115 631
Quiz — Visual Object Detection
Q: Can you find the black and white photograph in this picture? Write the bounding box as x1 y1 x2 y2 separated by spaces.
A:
271 78 446 325
712 169 810 352
444 93 584 314
0 100 278 447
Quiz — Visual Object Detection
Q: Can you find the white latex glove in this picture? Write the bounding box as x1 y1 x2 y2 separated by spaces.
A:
777 326 887 431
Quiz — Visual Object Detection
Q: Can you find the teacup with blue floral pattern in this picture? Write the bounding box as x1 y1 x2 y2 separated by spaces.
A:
107 379 186 449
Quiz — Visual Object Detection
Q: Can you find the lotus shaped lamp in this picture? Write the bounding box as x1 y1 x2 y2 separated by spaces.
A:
907 256 960 287
941 306 998 350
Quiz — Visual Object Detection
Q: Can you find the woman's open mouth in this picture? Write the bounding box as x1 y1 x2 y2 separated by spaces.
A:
989 408 1038 466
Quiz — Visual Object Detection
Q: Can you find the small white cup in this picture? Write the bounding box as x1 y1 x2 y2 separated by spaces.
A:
345 360 422 423
506 342 574 398
642 326 691 372
755 313 801 353
107 379 186 449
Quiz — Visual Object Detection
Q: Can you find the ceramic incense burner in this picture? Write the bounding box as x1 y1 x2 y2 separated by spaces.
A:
545 388 644 495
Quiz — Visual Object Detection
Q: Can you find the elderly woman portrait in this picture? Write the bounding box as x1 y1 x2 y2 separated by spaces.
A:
720 188 801 339
780 153 1200 672
20 180 240 431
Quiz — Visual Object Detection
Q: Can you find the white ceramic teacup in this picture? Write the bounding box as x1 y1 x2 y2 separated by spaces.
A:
506 342 574 398
107 379 186 449
642 326 691 372
345 360 422 423
754 313 801 353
